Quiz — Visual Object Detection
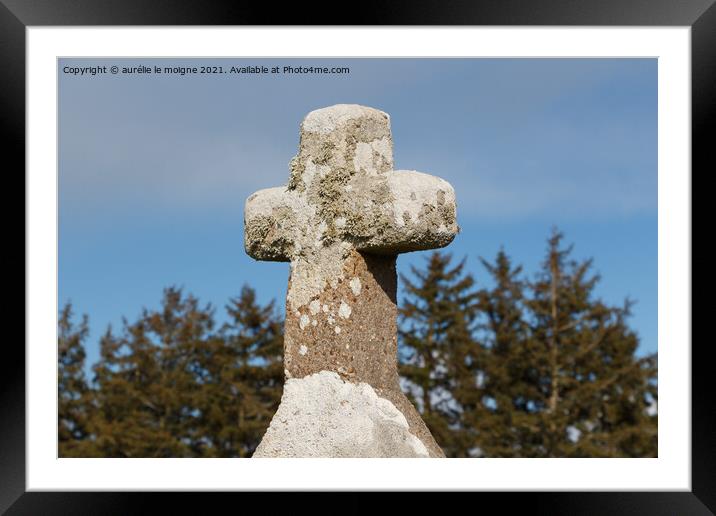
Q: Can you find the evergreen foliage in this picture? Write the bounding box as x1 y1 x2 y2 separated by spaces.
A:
58 304 92 457
398 229 657 457
398 253 480 457
195 287 283 457
60 286 282 457
58 231 656 458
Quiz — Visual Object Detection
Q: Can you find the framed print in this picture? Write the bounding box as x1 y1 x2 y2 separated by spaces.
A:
5 0 712 512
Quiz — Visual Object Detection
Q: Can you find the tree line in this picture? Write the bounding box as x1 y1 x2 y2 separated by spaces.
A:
59 230 657 458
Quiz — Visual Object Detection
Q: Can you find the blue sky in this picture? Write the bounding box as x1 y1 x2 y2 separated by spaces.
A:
58 58 657 370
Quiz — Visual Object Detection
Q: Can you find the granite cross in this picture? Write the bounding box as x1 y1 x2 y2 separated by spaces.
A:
245 104 458 457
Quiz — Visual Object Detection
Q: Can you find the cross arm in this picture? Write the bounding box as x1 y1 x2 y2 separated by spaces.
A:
352 170 459 255
244 186 294 262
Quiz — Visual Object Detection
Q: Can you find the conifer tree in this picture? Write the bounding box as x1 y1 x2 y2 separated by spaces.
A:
58 303 93 457
399 232 657 458
90 287 214 457
79 286 283 458
463 250 536 457
193 286 283 457
398 252 479 457
523 229 657 457
59 233 657 458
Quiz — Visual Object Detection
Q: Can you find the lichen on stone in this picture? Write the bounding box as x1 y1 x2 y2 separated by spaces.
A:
314 140 336 165
287 156 305 191
338 301 352 319
246 104 456 459
349 277 362 296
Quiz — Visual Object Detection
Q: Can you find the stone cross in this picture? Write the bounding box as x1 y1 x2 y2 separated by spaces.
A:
245 104 458 457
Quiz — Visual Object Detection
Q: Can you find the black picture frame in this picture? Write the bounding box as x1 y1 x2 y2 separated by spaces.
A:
5 1 710 513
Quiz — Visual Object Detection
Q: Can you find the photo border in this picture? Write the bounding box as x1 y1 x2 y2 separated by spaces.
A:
6 0 711 512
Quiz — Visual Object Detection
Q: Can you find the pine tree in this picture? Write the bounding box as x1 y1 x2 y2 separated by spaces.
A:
60 232 657 458
398 252 479 457
523 229 657 457
193 285 283 457
58 303 93 457
90 287 215 457
399 232 657 458
463 250 537 457
79 286 283 458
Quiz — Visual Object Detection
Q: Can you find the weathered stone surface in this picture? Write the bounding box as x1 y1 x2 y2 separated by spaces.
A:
253 371 429 458
245 104 458 458
244 105 458 264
